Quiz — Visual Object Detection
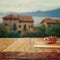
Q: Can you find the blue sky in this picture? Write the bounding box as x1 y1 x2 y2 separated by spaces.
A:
0 0 60 12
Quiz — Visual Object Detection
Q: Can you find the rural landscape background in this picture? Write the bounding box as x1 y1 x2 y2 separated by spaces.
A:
0 8 60 38
0 8 60 25
0 0 60 59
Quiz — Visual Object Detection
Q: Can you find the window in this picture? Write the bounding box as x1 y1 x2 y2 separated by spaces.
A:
13 23 17 31
48 24 52 27
19 20 22 23
29 25 30 28
4 18 8 20
13 18 17 20
29 25 33 28
5 23 8 26
24 24 26 32
19 25 21 28
31 25 33 28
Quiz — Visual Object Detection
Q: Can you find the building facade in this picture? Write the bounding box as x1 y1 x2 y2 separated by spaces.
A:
3 14 34 34
40 18 60 28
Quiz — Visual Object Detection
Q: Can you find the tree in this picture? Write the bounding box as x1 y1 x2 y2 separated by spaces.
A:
47 24 60 37
0 25 22 38
23 24 60 37
0 26 8 37
8 31 21 38
23 25 48 37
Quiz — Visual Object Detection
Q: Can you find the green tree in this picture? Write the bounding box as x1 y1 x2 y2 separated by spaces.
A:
23 24 60 37
47 24 60 37
7 31 22 38
0 25 22 38
23 25 48 37
0 26 8 37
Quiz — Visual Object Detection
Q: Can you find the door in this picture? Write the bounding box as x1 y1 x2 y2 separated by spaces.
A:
13 23 17 31
24 24 26 32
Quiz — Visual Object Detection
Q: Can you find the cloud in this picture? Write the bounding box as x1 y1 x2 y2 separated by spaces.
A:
0 0 60 12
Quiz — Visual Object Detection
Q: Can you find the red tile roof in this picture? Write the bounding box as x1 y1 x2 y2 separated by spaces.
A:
3 15 34 22
41 18 60 24
18 16 34 22
3 14 18 19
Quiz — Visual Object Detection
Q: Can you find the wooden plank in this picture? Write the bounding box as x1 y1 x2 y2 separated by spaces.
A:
34 45 60 48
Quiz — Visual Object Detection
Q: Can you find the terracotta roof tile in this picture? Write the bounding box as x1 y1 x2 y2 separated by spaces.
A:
3 15 34 22
3 14 18 19
41 18 60 24
18 16 34 22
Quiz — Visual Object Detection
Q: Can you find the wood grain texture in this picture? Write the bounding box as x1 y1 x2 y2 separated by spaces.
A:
0 38 60 58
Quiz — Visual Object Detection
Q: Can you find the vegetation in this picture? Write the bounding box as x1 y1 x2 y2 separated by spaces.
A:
0 24 60 38
23 25 47 37
0 25 22 38
23 24 60 37
0 26 8 37
47 24 60 37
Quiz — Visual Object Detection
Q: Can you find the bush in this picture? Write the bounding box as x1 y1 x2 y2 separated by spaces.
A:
22 24 60 37
0 26 22 38
0 26 9 37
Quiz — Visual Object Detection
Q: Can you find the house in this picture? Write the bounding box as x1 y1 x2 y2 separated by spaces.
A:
40 18 60 28
3 14 34 34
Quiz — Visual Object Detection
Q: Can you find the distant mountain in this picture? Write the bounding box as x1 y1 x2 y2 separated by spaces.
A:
43 8 60 17
0 8 60 17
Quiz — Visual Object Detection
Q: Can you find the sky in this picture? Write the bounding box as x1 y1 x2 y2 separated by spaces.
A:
0 0 60 12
